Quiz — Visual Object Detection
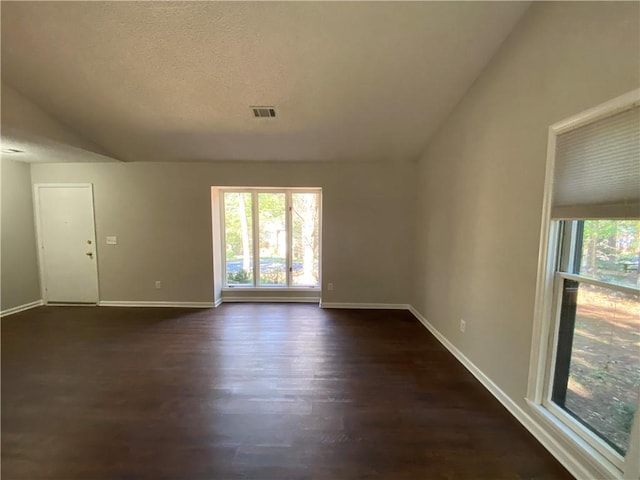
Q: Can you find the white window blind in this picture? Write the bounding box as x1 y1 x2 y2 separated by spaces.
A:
552 104 640 219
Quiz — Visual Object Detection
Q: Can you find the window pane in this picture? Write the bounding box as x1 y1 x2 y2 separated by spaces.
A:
575 220 640 288
258 193 286 286
224 192 253 286
553 280 639 455
292 193 320 287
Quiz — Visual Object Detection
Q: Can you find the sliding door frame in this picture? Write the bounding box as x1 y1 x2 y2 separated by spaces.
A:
219 187 322 291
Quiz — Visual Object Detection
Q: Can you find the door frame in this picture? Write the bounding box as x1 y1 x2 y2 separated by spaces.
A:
33 183 100 304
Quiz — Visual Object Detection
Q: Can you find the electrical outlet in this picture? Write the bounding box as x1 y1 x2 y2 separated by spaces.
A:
155 281 162 289
460 319 466 333
327 282 334 291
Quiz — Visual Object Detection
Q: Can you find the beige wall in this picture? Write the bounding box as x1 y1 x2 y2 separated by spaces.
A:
1 158 41 310
30 161 416 304
413 1 639 409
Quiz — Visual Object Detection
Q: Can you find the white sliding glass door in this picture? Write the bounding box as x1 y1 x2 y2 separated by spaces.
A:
222 189 321 289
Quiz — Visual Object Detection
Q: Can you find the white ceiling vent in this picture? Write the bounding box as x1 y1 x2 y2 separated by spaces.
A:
251 106 276 118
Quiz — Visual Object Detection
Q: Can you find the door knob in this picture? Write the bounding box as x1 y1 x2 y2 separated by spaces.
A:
86 252 93 258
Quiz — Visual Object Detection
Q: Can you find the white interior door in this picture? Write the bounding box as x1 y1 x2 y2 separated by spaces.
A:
36 184 99 303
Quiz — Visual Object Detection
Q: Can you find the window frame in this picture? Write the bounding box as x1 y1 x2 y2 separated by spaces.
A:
219 187 322 290
527 89 640 479
542 221 639 470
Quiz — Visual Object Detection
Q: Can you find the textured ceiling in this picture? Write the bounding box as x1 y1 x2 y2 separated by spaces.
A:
1 2 529 163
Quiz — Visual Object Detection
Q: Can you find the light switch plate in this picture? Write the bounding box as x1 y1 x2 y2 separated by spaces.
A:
106 236 117 245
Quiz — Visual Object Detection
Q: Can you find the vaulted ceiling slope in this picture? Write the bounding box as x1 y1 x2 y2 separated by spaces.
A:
1 82 120 163
1 2 529 163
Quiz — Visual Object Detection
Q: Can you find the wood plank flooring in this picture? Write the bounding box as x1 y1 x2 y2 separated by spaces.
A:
1 304 572 479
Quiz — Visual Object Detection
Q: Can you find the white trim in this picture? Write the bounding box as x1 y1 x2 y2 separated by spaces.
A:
213 298 223 308
221 297 319 304
527 140 561 403
550 89 640 135
252 190 259 286
317 193 323 292
219 189 229 286
407 305 600 480
98 301 214 308
556 271 639 296
320 302 410 310
0 299 44 317
286 190 292 287
528 401 626 480
211 188 223 308
544 397 625 470
46 302 97 306
223 287 320 292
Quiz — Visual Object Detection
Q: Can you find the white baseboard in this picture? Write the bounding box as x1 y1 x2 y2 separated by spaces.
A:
407 305 595 480
221 297 320 304
214 298 223 308
320 302 410 310
98 301 214 308
0 299 44 317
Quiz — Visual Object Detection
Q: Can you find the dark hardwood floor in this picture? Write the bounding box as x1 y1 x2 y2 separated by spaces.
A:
2 304 572 480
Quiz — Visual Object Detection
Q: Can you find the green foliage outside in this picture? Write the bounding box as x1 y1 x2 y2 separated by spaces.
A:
228 269 251 284
615 402 636 434
581 220 640 285
224 192 252 263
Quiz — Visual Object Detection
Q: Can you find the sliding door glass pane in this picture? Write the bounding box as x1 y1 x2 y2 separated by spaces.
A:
292 193 320 286
224 192 253 286
553 280 639 455
258 193 286 286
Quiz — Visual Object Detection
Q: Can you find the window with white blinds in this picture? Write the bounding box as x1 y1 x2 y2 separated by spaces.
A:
552 104 640 219
529 91 640 480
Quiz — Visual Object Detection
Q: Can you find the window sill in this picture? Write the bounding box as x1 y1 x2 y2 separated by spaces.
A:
525 399 624 480
222 287 320 292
